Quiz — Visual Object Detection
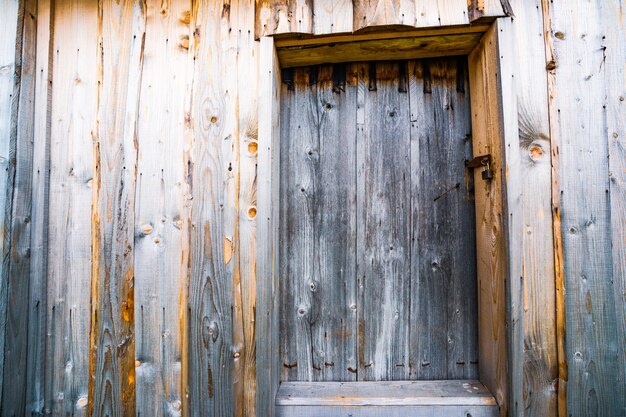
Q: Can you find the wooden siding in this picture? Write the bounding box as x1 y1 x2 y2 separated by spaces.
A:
496 1 558 416
255 0 510 38
0 1 624 416
548 1 625 416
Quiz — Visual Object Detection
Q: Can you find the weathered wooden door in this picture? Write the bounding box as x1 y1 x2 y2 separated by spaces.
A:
279 59 478 383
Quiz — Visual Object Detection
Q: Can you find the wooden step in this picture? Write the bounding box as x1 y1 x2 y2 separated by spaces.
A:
276 380 499 417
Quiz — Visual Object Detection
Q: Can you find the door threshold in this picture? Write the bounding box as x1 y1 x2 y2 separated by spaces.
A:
276 380 498 417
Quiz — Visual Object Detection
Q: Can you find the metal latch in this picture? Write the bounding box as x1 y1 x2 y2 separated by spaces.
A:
465 154 494 181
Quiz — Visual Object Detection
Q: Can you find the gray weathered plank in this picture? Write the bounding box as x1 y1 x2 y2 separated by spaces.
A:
90 1 145 415
408 59 477 381
44 0 98 414
2 0 37 414
26 0 53 413
549 1 622 416
356 61 411 381
0 0 21 403
133 1 190 415
279 64 358 382
276 405 499 417
604 0 626 415
257 35 282 417
313 64 358 382
279 67 318 382
496 1 559 415
276 380 496 406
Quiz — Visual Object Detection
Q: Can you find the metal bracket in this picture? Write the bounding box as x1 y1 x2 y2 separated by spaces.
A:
465 154 494 181
465 154 492 169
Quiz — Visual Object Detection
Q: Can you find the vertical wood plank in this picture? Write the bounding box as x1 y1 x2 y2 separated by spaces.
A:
468 0 511 22
604 1 626 415
408 59 477 381
89 1 145 416
313 64 358 382
2 0 37 414
44 0 98 414
496 1 559 415
0 0 21 402
353 0 408 30
134 0 190 415
313 0 353 34
257 35 281 417
234 0 260 415
26 0 53 413
188 0 239 414
549 1 622 415
279 64 358 383
255 0 313 38
468 25 509 416
415 0 469 27
356 62 411 382
279 67 317 382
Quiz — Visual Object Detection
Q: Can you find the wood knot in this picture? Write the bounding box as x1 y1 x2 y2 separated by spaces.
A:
179 35 190 50
179 11 191 24
529 144 544 160
247 140 258 155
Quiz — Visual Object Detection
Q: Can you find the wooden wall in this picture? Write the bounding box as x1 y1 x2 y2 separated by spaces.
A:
0 0 623 417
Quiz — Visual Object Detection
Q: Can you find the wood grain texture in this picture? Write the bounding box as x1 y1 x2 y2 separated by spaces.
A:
279 60 477 385
603 1 626 415
467 0 510 22
496 2 558 416
233 1 260 415
26 0 53 413
255 0 313 38
407 59 477 381
279 67 320 382
468 25 509 417
2 0 37 415
0 0 21 404
133 1 189 415
313 0 353 34
257 36 281 417
279 65 358 382
276 404 499 417
277 33 483 68
356 61 412 382
89 1 145 416
44 0 98 414
414 0 469 27
549 1 623 416
188 0 244 414
255 0 487 36
276 380 496 406
540 2 567 415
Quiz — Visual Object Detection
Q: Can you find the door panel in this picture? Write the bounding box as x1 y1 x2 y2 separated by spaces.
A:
279 59 477 382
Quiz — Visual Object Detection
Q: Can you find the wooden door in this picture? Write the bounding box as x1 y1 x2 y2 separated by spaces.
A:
279 59 477 383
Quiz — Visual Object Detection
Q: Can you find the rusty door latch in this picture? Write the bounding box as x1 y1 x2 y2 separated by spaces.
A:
465 154 494 181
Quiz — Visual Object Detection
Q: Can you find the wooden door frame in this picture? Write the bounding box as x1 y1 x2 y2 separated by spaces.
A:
257 23 511 417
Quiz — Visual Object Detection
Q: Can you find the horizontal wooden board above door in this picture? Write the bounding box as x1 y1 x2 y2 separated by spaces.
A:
275 27 488 67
